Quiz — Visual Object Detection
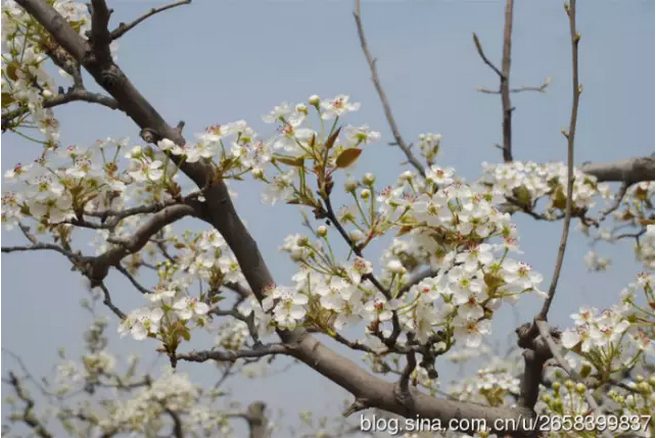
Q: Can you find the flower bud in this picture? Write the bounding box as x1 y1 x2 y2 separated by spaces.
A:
386 259 406 275
344 177 358 192
363 172 376 185
317 225 328 237
575 383 586 393
360 188 371 200
638 381 650 393
400 170 414 181
552 381 561 392
308 95 320 107
564 379 575 390
349 229 364 242
42 89 53 98
296 103 308 114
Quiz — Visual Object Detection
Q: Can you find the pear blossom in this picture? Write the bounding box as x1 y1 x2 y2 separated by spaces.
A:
320 94 360 120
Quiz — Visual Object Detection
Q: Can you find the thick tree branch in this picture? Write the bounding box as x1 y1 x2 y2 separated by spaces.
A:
90 202 206 282
244 402 270 438
353 0 425 176
581 155 655 184
110 0 192 40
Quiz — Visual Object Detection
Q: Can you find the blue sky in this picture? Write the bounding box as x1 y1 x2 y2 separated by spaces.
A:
2 0 653 436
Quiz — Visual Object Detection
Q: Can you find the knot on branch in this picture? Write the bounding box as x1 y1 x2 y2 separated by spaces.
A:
140 128 160 144
343 398 368 417
100 66 123 88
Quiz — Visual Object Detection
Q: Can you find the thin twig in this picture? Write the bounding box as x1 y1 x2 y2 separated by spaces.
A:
353 0 425 176
114 264 151 294
472 0 515 162
477 78 551 95
110 0 192 40
472 33 504 79
538 0 581 320
96 282 126 319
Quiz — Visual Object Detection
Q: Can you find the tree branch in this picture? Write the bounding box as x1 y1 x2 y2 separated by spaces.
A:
353 0 425 176
500 0 514 162
176 344 289 363
537 0 580 321
90 202 206 282
95 282 126 319
5 372 53 438
1 88 119 132
473 0 515 162
110 0 192 40
581 155 655 184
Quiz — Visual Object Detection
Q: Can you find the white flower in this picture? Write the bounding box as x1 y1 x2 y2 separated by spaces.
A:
320 95 360 120
119 308 164 341
343 124 380 147
261 169 297 205
426 166 455 186
501 259 543 292
128 160 164 182
269 286 308 328
453 317 491 348
262 102 291 123
173 297 210 320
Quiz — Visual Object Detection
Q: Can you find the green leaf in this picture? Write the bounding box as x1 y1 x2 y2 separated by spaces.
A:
335 148 362 168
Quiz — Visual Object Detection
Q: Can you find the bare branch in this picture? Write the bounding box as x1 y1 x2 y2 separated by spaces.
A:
500 0 514 162
110 0 192 40
597 182 629 221
396 351 416 406
5 372 53 438
472 33 504 79
538 0 580 321
244 402 270 438
88 0 114 67
89 202 207 282
353 0 425 176
165 408 184 438
176 344 289 364
472 0 515 162
477 77 551 95
114 264 151 294
95 282 126 319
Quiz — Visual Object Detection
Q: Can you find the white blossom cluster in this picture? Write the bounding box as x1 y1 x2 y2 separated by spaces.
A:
1 0 119 139
119 282 211 342
561 273 654 358
479 161 612 216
